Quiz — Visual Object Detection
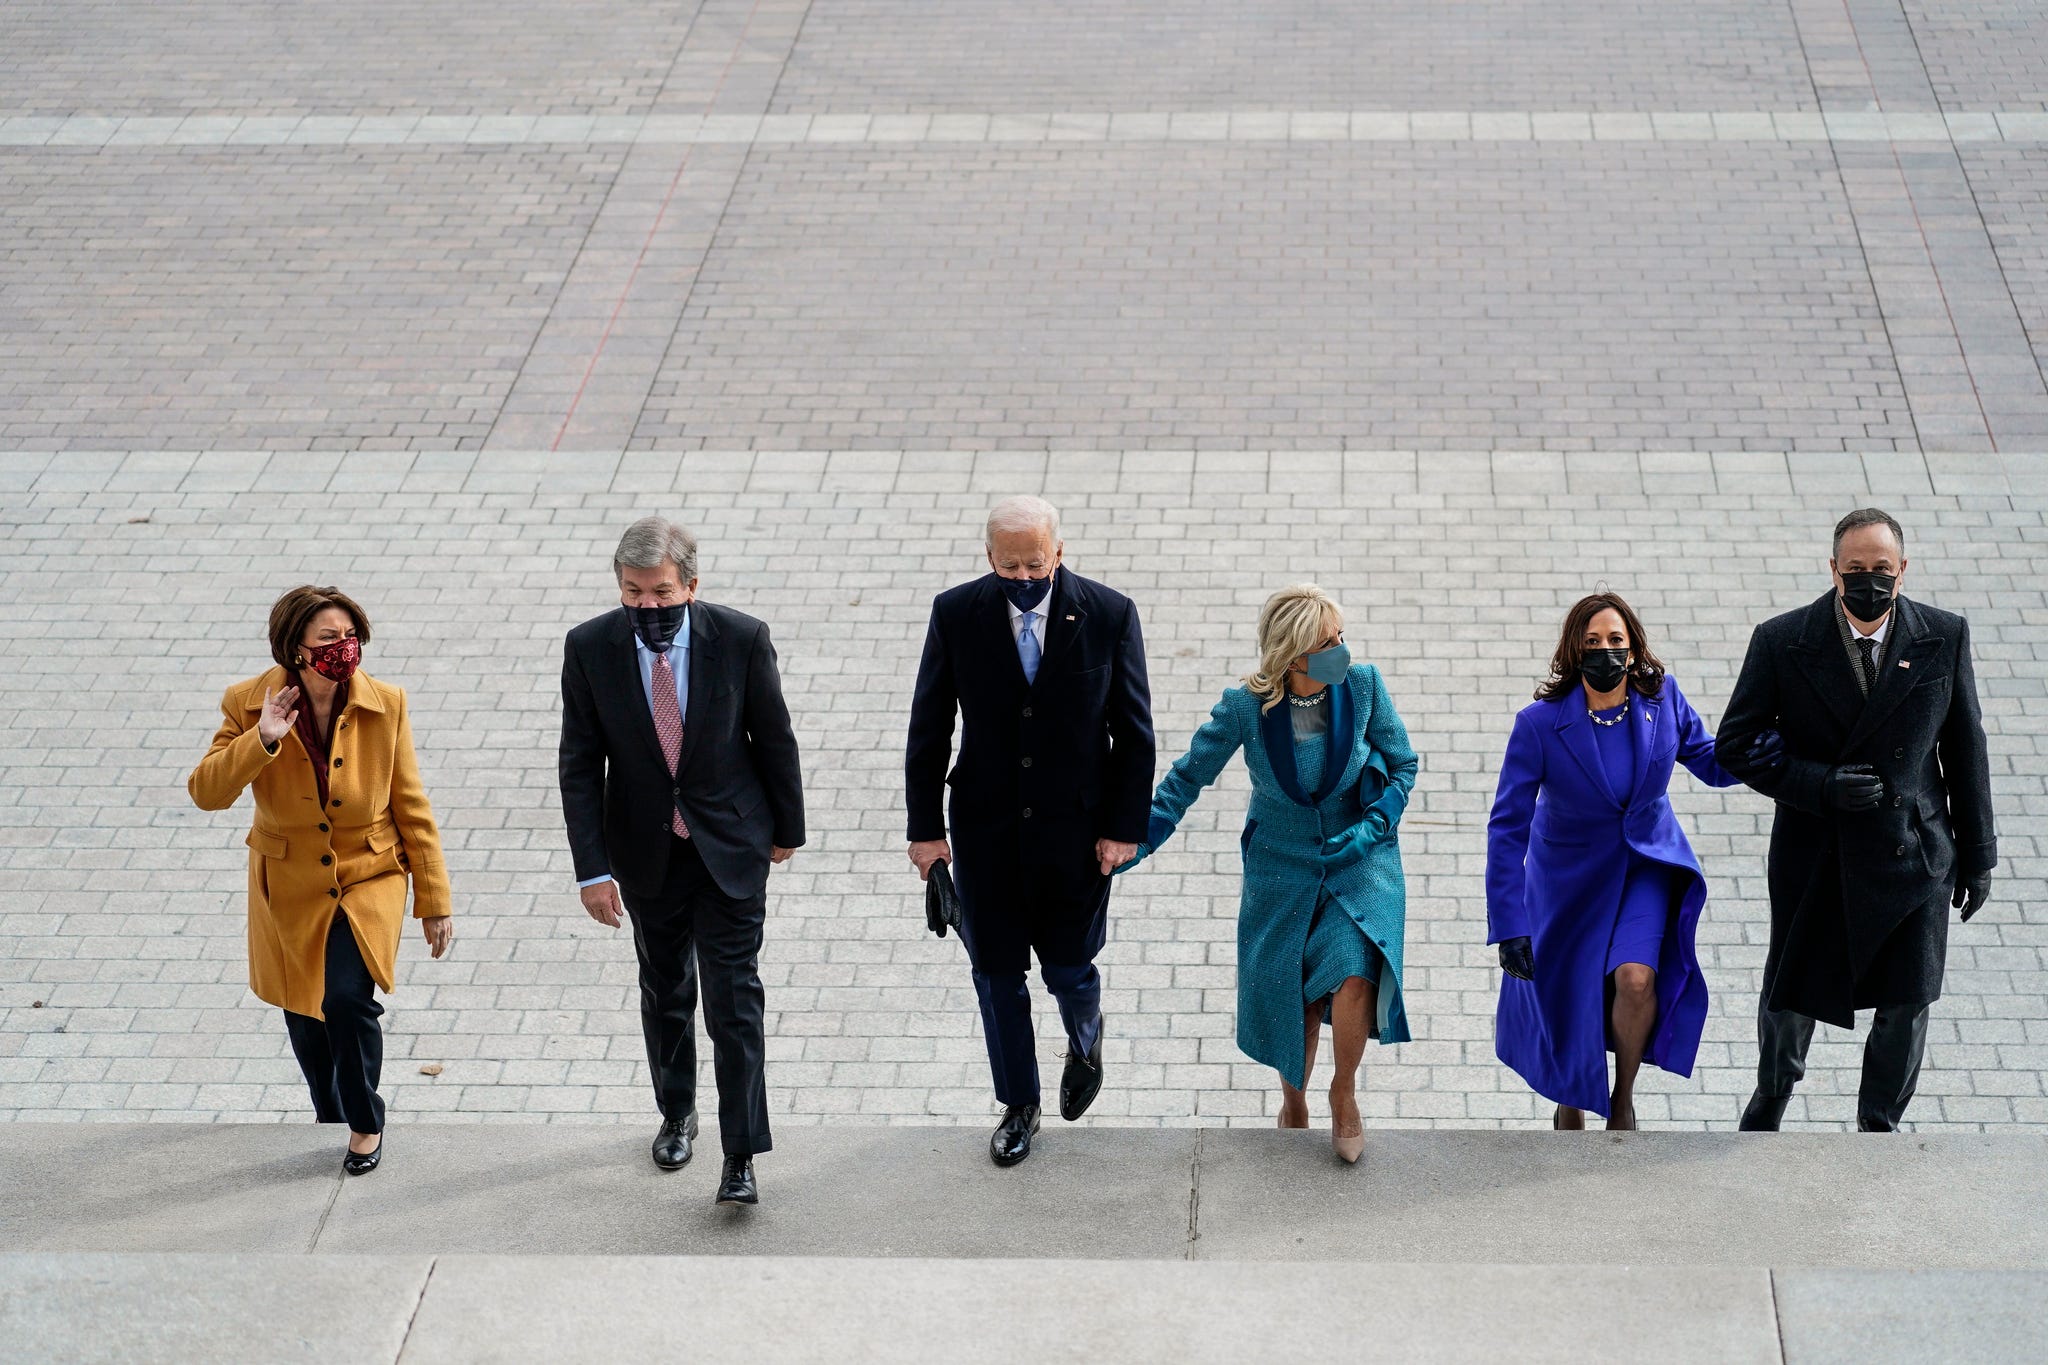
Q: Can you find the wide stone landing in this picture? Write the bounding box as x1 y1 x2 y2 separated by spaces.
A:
4 1125 2045 1361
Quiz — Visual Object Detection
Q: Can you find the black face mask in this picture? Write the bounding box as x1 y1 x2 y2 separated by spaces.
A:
1579 648 1630 694
626 602 688 654
1839 571 1897 625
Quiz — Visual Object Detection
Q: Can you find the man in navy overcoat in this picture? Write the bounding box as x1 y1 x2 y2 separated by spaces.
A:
906 496 1155 1166
1716 508 1996 1132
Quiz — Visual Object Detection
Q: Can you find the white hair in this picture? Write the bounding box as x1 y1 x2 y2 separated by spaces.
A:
985 495 1061 546
613 516 698 583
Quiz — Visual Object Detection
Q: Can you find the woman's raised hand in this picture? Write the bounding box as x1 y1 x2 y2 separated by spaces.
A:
256 686 300 748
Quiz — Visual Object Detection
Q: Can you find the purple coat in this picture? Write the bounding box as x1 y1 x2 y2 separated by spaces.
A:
1485 678 1740 1116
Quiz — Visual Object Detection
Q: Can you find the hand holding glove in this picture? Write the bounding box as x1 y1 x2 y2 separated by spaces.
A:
1320 809 1393 870
1824 763 1884 813
1498 936 1535 981
1746 729 1786 775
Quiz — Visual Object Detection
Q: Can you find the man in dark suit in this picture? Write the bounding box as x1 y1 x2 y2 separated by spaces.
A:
560 516 804 1204
1716 508 1995 1132
906 496 1155 1166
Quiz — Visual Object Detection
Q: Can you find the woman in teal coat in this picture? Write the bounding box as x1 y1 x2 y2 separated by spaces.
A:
1123 584 1417 1163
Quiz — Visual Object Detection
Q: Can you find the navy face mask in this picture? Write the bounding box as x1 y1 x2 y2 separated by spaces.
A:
995 573 1053 612
626 602 688 653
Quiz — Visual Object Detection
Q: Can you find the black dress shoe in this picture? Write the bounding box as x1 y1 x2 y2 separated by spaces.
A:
715 1155 758 1206
990 1103 1040 1167
652 1112 699 1170
343 1131 383 1176
1857 1113 1900 1133
1059 1026 1105 1122
1739 1090 1791 1131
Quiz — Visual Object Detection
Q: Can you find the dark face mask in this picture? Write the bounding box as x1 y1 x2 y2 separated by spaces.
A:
626 602 688 654
1579 647 1630 694
302 636 361 683
1839 571 1897 625
995 573 1053 612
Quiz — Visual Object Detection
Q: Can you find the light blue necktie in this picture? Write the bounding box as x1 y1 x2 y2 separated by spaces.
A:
1017 611 1041 685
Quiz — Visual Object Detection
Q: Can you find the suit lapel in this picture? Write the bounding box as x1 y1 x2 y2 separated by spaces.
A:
1841 597 1932 754
1258 698 1311 806
677 602 717 773
1312 673 1356 805
1623 694 1659 807
976 576 1030 694
1787 592 1863 738
1554 701 1615 806
611 609 669 772
1029 572 1082 692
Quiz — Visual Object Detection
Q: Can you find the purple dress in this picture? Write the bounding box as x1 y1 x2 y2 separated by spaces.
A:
1484 678 1742 1117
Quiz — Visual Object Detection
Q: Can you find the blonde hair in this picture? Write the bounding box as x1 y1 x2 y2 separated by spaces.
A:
1245 584 1344 712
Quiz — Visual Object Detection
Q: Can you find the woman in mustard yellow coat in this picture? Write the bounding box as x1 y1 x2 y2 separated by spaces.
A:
189 585 452 1173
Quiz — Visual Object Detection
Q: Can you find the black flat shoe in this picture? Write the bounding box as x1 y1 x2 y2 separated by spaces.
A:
343 1132 383 1176
1058 1025 1104 1122
1739 1090 1791 1132
990 1103 1040 1167
715 1155 757 1206
652 1112 699 1170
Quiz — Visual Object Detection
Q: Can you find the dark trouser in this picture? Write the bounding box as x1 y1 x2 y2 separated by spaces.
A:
618 834 772 1156
973 960 1103 1109
1755 998 1930 1130
283 913 386 1135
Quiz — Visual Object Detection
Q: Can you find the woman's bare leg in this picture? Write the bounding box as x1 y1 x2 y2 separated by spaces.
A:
1608 962 1656 1130
1279 1004 1321 1127
1328 976 1374 1157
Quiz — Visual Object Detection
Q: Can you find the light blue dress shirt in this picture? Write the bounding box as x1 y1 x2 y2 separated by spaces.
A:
578 606 692 890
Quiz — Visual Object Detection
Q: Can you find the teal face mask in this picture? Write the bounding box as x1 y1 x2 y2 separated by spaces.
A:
1304 642 1351 685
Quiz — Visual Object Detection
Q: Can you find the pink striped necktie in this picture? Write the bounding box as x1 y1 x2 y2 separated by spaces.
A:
650 650 690 838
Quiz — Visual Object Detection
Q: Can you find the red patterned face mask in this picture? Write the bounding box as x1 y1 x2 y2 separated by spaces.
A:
303 636 361 683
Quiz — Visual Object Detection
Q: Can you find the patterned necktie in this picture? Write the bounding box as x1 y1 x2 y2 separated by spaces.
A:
1856 636 1878 693
1017 610 1041 685
650 650 690 838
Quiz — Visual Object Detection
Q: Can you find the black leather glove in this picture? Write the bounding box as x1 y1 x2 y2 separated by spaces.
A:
1746 729 1785 774
1824 763 1884 812
1498 936 1534 981
1953 872 1991 922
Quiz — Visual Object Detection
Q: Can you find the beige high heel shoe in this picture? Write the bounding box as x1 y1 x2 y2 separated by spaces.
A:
1331 1095 1364 1164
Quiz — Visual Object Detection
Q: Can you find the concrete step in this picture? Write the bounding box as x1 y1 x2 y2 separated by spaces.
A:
3 1122 2044 1265
4 1254 2047 1364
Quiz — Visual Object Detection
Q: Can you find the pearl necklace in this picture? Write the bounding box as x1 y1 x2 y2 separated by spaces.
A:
1588 702 1630 727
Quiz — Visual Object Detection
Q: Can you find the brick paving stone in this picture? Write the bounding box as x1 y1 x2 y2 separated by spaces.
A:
631 142 1911 452
0 452 2043 1133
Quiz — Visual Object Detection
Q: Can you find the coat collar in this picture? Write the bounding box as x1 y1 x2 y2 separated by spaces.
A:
1549 686 1656 809
1259 670 1356 807
1787 590 1865 736
1841 594 1934 753
236 664 387 714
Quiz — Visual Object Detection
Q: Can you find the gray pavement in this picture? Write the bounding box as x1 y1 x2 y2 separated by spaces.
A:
3 1 2048 451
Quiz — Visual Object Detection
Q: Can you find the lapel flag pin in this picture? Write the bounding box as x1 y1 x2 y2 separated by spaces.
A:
1066 615 1076 621
1899 659 1911 669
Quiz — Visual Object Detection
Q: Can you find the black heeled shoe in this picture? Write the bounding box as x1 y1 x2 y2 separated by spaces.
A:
343 1131 383 1176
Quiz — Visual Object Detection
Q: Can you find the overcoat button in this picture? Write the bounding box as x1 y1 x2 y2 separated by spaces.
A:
318 823 329 832
1895 845 1907 857
332 758 343 769
1021 757 1033 768
1022 808 1033 819
1892 796 1903 808
331 800 342 808
1022 707 1033 718
1893 748 1905 759
327 888 338 899
320 855 332 866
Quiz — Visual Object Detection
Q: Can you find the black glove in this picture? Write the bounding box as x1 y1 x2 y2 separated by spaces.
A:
1824 763 1884 812
1746 729 1785 774
1498 936 1534 981
924 860 964 938
1953 872 1991 922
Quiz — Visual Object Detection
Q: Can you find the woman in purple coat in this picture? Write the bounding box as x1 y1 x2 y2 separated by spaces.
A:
1486 594 1775 1129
